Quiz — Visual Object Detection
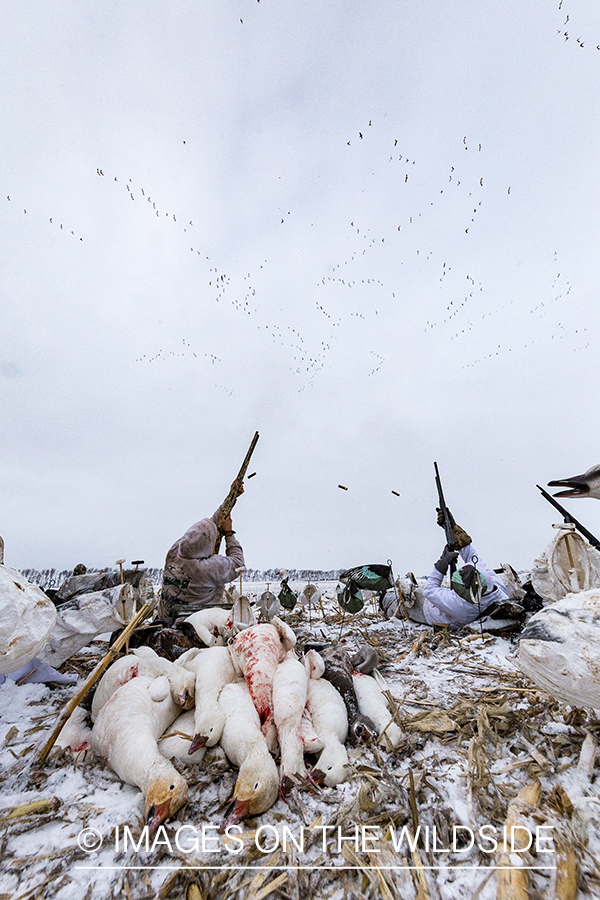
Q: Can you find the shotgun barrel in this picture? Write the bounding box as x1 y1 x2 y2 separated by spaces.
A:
536 484 600 551
434 461 457 579
434 462 456 551
214 431 259 554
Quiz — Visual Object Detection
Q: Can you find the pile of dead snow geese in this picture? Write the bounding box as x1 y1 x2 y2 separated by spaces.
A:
89 610 402 836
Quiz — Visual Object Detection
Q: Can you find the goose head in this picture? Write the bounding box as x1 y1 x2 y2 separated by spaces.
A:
191 622 221 647
311 757 350 787
188 709 226 754
303 649 325 679
144 771 188 836
171 668 196 709
548 465 600 499
271 616 297 653
220 756 279 829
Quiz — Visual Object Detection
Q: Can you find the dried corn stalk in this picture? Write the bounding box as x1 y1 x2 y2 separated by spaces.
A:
496 779 541 900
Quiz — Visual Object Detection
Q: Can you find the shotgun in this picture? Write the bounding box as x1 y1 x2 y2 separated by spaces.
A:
214 431 259 554
536 484 600 551
434 461 457 577
434 462 456 552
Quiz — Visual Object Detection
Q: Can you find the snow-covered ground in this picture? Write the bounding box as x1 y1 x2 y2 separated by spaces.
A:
1 581 599 900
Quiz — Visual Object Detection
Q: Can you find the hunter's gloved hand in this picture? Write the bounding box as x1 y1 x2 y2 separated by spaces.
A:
434 549 459 575
436 508 472 550
436 507 456 528
219 513 234 534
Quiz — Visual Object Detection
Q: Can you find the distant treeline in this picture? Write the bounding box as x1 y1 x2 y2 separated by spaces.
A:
19 566 343 591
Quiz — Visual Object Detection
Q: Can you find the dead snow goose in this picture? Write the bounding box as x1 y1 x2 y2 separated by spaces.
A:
299 706 323 753
272 652 309 784
303 648 325 679
306 677 350 786
91 675 187 834
297 650 326 754
351 644 379 674
91 647 195 720
230 619 291 749
320 645 377 744
352 671 404 749
184 608 232 646
218 681 279 828
158 710 207 764
181 645 239 753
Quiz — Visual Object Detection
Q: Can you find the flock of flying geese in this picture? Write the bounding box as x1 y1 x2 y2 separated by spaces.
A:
556 3 600 50
4 42 594 388
87 128 514 388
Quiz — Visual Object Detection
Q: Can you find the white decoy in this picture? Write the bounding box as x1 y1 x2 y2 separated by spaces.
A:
548 465 600 500
272 653 309 783
232 595 255 634
91 648 195 720
184 608 232 646
300 583 321 607
218 681 279 827
256 590 280 621
181 646 239 753
158 710 207 765
91 676 187 835
353 672 404 749
224 584 240 604
306 677 350 786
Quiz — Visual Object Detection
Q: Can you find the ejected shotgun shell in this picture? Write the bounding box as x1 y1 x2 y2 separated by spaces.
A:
247 472 257 478
391 490 400 496
338 484 348 490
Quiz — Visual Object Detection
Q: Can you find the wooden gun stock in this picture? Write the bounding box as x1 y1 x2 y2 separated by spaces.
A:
214 431 259 554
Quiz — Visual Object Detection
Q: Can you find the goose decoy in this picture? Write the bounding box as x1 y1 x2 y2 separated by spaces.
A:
339 564 394 605
548 465 600 499
232 594 255 633
256 590 280 621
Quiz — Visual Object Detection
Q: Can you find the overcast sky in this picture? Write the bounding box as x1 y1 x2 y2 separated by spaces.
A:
1 0 600 577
